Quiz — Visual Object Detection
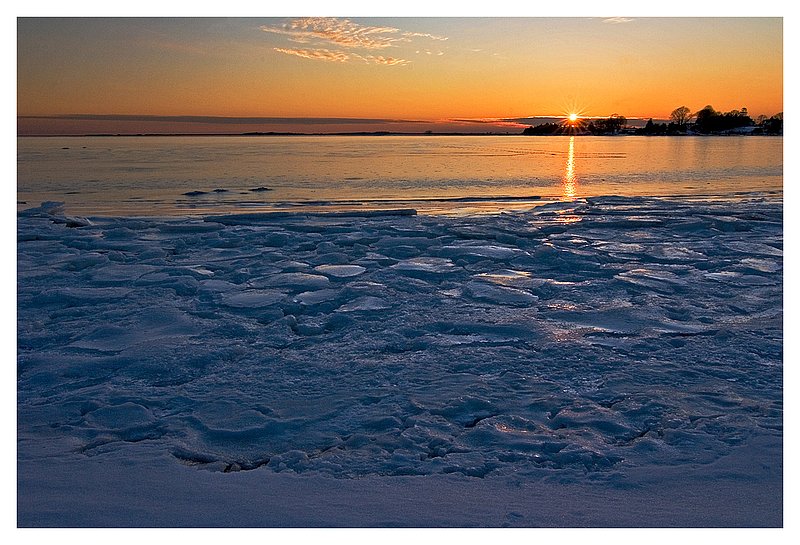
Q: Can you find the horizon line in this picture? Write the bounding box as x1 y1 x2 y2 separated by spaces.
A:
18 113 663 125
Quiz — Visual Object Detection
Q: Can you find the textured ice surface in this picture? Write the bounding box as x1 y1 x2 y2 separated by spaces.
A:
314 264 367 278
17 196 782 526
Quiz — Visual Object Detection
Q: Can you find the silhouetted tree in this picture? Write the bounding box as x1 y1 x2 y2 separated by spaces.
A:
694 105 717 132
694 105 753 133
760 113 783 134
590 114 627 135
636 118 670 135
670 106 693 126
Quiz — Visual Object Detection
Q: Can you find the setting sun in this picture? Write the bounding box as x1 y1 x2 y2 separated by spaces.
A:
568 113 579 123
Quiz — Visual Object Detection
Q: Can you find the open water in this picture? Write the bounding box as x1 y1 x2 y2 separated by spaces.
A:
17 135 783 216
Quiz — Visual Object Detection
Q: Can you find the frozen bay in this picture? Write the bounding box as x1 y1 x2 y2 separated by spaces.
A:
16 195 782 526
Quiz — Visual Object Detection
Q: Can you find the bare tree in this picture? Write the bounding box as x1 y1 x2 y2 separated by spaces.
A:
670 106 693 126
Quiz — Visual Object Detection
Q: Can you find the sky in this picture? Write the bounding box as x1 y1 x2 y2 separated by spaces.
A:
17 16 784 134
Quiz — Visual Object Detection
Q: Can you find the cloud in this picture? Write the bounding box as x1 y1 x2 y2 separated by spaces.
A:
603 17 634 24
263 18 401 50
403 31 448 42
354 54 411 66
263 17 446 66
274 48 350 62
273 48 411 65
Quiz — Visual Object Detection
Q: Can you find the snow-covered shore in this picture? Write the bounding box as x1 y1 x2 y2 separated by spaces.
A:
17 196 782 527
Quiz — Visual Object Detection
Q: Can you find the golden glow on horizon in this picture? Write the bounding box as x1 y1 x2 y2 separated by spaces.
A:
568 113 578 123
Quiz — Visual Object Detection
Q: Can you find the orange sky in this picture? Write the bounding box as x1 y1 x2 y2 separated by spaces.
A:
17 17 783 134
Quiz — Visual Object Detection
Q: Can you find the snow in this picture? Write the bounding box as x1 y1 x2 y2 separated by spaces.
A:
16 195 782 528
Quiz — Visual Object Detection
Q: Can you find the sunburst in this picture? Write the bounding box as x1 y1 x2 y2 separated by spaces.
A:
559 100 589 132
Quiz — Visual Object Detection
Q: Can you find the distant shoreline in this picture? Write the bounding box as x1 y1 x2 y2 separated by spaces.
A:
18 132 510 137
16 132 783 138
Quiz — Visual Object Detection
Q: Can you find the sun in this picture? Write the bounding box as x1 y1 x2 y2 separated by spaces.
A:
557 101 588 133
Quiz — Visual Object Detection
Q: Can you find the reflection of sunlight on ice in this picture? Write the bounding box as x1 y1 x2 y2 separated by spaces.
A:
562 136 577 200
494 423 531 434
551 328 582 342
555 212 582 224
545 301 580 310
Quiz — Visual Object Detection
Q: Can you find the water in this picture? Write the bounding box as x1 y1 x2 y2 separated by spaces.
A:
17 135 783 216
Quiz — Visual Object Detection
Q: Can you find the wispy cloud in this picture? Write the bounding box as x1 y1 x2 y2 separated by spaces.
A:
263 18 401 49
603 17 634 24
404 31 448 42
355 54 411 66
263 17 446 66
274 48 350 62
273 48 411 66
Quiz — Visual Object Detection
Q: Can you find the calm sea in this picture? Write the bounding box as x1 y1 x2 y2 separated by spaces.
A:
17 135 783 216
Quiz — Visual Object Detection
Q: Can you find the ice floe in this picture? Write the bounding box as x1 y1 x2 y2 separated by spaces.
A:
17 195 782 526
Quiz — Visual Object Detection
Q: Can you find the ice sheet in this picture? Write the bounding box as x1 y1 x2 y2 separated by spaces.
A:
17 196 783 527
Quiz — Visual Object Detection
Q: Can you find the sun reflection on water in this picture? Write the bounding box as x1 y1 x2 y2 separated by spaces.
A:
562 136 577 200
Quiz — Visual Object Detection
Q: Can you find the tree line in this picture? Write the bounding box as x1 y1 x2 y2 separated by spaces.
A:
522 106 783 136
639 105 783 135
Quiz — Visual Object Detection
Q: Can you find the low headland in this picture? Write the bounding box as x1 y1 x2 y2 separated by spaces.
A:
523 105 783 136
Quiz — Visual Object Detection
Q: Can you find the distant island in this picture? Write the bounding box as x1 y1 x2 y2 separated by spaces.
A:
522 105 783 136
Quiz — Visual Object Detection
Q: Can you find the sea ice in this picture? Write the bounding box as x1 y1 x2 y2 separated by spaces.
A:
390 257 458 276
16 195 783 527
439 243 526 260
221 289 285 308
313 264 367 278
336 295 391 312
293 288 341 306
257 272 331 290
464 281 538 306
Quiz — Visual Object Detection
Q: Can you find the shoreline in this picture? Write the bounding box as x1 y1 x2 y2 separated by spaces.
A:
17 191 784 221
